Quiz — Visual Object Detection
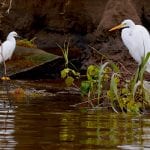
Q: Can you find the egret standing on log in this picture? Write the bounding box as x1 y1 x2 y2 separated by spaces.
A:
0 31 19 80
109 19 150 73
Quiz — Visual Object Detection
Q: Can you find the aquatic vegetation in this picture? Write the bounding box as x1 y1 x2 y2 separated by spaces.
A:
80 61 148 114
58 40 80 86
61 68 80 86
60 41 150 114
17 38 37 48
57 40 69 68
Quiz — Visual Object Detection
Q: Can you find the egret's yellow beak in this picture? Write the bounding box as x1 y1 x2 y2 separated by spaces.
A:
109 24 125 31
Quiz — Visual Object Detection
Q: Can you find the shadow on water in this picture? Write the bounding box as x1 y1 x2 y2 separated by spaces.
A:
0 80 150 150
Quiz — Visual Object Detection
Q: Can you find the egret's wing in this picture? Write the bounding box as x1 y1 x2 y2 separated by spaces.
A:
2 41 15 61
137 25 150 56
132 25 150 72
121 25 150 65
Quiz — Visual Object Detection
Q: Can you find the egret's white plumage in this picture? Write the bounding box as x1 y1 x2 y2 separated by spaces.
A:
0 31 18 63
0 31 18 79
109 19 150 73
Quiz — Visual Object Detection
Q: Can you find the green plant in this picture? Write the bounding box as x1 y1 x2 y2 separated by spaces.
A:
58 40 80 87
57 40 69 68
80 63 118 108
61 68 80 86
80 54 150 114
60 42 150 114
17 38 37 48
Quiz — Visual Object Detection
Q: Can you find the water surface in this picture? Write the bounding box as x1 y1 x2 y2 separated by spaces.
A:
0 80 150 150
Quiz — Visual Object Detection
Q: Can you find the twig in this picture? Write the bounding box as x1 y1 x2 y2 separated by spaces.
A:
88 45 110 60
89 45 132 75
71 98 98 107
118 62 132 75
6 0 13 14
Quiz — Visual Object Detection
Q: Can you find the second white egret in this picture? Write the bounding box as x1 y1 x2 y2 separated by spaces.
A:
109 19 150 73
0 31 19 80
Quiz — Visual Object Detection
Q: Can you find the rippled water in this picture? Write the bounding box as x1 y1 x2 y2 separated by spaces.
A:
0 81 150 150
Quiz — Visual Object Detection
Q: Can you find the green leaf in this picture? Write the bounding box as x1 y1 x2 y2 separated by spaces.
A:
57 40 70 67
61 68 70 78
65 76 74 86
121 88 129 95
111 63 120 73
80 81 91 96
131 52 150 100
139 52 150 80
71 69 80 77
131 67 140 92
110 73 119 100
87 65 99 80
109 73 123 112
61 69 67 78
133 81 141 99
97 62 109 102
127 101 140 114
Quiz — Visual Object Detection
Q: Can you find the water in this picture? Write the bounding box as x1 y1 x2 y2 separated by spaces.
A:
0 81 150 150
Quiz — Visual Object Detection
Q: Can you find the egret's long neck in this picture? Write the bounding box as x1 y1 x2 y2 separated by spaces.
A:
129 22 136 29
122 23 135 35
7 36 16 44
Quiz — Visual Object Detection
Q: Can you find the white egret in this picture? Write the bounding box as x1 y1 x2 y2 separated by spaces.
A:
0 31 19 80
109 19 150 73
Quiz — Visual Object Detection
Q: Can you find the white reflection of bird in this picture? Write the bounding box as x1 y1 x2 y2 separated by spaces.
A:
0 31 19 80
109 19 150 73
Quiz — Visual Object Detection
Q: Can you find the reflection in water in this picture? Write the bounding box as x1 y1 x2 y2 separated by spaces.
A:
59 111 143 150
0 89 150 149
0 108 16 150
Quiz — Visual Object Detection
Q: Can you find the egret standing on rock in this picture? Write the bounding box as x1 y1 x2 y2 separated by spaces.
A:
109 19 150 73
0 31 19 80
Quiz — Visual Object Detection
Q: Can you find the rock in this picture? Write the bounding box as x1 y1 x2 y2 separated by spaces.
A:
0 46 63 79
0 0 94 35
95 0 141 50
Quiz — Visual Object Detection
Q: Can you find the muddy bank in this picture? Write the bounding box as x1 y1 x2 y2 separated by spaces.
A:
0 0 150 78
